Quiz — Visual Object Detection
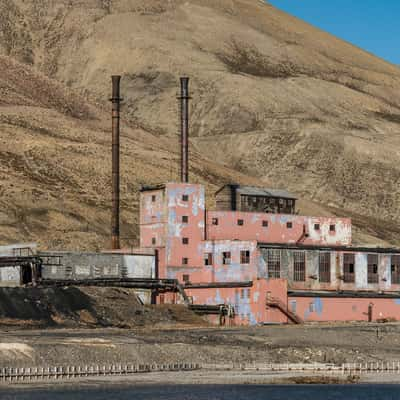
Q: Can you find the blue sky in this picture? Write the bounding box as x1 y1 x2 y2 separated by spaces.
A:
267 0 400 65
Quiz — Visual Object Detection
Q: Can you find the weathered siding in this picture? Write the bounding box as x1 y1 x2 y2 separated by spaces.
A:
40 252 155 280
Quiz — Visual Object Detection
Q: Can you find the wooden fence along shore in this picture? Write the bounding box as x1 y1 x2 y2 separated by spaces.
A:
1 362 400 382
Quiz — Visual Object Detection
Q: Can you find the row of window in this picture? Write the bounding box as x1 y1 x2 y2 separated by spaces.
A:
211 218 336 231
267 251 400 284
181 250 251 266
151 194 190 203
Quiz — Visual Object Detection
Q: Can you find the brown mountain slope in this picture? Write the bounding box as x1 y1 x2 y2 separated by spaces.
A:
0 0 400 247
0 55 267 249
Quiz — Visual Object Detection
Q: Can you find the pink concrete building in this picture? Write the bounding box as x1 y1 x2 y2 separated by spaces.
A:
139 182 400 325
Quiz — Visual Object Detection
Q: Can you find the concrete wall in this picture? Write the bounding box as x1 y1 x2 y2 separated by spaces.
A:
290 296 400 322
207 211 351 246
40 252 155 280
0 267 20 287
185 279 286 325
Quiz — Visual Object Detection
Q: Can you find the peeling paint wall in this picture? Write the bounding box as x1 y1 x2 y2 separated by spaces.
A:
184 279 286 325
207 211 351 246
137 181 400 324
291 296 400 322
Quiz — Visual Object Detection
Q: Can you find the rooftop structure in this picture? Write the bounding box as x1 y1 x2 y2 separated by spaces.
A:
215 184 297 214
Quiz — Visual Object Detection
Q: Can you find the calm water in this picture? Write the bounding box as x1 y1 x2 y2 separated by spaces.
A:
1 385 400 400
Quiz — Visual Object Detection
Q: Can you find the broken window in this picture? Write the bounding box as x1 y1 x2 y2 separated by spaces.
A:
182 274 190 283
343 253 355 283
240 250 250 264
287 222 293 229
182 194 189 202
267 249 281 278
182 237 189 245
204 253 213 266
182 257 189 265
391 255 400 284
319 252 331 283
330 224 336 232
222 252 231 265
237 219 244 226
367 254 379 284
182 216 189 223
293 251 306 282
262 220 269 227
212 218 219 225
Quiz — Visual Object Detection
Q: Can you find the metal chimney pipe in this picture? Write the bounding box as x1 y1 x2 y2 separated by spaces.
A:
179 77 190 183
110 75 121 250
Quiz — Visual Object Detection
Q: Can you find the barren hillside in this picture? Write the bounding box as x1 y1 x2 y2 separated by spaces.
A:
0 0 400 248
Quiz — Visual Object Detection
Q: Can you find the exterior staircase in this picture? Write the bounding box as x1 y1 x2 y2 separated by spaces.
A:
266 297 303 324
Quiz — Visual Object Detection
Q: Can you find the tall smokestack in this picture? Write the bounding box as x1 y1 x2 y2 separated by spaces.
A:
110 75 121 250
179 77 190 183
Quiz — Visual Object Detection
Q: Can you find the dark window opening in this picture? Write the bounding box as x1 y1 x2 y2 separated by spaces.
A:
182 194 189 202
222 252 231 265
314 223 320 231
204 253 213 266
330 224 336 232
182 216 189 223
391 255 400 284
151 237 156 245
182 237 189 245
287 222 293 229
267 250 281 279
367 254 379 284
293 251 306 282
182 274 190 283
212 218 219 225
240 250 250 264
343 253 355 283
262 220 268 227
182 257 189 265
319 252 331 283
151 195 156 202
21 264 33 285
237 219 244 226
